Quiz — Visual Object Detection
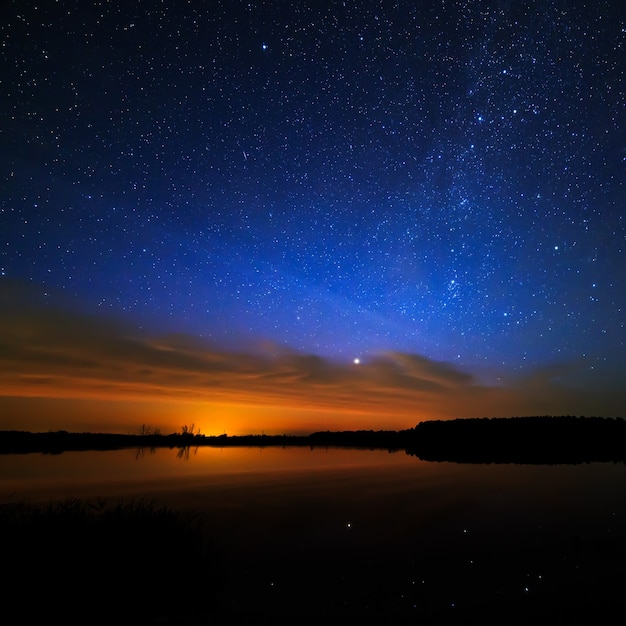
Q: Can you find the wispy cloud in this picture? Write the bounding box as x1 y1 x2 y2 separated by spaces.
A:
1 280 623 432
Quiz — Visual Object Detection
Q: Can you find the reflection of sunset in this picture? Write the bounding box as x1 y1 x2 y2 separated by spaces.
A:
0 446 431 505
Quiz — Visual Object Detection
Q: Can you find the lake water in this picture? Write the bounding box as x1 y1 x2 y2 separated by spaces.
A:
2 446 626 622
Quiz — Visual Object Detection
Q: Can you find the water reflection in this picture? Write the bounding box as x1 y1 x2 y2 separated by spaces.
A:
2 447 626 622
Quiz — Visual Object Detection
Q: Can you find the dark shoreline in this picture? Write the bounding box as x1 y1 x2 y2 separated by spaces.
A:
3 416 626 624
1 415 625 464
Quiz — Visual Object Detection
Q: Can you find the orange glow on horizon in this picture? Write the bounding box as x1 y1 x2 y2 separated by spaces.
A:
0 392 431 436
1 295 624 434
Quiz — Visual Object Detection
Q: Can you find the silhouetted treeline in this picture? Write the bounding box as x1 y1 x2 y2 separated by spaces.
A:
405 415 626 464
307 429 405 449
0 429 405 454
1 416 625 463
0 430 209 454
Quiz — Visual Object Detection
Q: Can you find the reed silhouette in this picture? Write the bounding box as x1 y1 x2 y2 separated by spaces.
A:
1 498 219 623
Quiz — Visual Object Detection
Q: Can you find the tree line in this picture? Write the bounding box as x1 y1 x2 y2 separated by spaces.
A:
1 415 624 463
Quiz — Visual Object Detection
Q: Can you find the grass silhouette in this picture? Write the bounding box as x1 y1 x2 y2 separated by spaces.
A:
1 497 219 623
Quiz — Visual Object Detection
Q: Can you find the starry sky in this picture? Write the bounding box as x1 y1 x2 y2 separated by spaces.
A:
1 0 625 434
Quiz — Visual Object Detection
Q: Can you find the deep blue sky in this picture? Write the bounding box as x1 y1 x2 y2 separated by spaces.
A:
2 0 624 393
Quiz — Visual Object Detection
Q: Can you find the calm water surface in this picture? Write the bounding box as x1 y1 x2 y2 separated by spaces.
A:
3 447 626 620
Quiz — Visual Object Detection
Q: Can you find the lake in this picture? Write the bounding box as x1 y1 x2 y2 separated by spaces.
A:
2 446 626 623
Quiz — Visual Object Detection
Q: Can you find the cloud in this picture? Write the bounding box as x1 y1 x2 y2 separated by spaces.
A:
366 352 475 389
1 279 624 432
0 284 473 409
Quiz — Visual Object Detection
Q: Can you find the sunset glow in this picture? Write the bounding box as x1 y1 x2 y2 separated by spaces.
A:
1 286 624 434
1 1 623 434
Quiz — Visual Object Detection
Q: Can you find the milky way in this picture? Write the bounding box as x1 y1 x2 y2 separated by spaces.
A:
2 1 624 390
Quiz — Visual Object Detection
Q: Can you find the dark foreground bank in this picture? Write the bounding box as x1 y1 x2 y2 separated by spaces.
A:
2 491 626 626
1 498 218 624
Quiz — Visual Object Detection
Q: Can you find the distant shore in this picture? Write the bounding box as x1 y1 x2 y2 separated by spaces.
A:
0 427 404 454
1 415 625 464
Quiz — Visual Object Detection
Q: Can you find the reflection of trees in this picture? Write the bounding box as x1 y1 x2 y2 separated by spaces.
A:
134 446 157 460
133 444 198 461
176 445 198 460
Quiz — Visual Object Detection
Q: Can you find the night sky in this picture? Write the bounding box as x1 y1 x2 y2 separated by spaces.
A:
1 1 625 433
